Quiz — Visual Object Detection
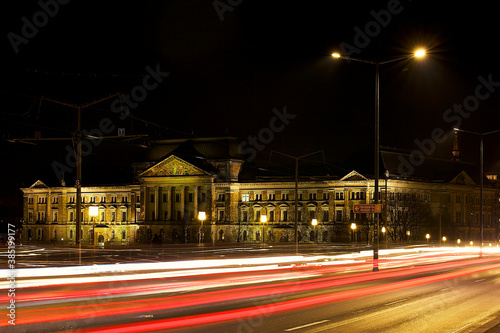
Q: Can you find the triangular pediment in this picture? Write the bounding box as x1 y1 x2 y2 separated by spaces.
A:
341 170 368 181
449 171 475 186
30 180 48 189
139 155 209 177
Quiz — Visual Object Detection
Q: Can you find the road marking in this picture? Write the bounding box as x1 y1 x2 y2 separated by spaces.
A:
313 303 409 332
475 279 485 283
450 313 497 333
384 298 408 306
285 320 330 331
440 287 452 292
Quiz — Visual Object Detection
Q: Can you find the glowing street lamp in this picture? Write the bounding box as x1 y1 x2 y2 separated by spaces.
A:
457 238 461 246
414 49 426 57
442 236 447 244
198 211 206 244
89 206 98 219
332 48 426 271
426 233 430 243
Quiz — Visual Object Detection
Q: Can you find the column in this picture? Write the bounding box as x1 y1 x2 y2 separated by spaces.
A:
165 186 171 220
180 186 185 220
329 189 334 222
154 186 159 221
139 185 146 222
170 186 175 220
194 186 198 220
131 192 136 223
344 188 348 222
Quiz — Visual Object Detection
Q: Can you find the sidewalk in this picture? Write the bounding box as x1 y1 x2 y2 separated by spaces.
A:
472 315 500 333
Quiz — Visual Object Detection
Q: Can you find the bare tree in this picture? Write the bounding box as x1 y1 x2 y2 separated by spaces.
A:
387 192 432 242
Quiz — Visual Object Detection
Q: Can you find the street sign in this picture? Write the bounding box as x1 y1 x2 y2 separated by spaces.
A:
353 204 382 213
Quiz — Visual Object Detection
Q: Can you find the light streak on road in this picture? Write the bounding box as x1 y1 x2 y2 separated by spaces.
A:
3 255 500 328
1 246 499 332
60 259 500 333
0 246 489 290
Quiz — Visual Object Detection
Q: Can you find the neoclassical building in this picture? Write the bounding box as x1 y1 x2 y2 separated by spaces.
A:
20 137 500 246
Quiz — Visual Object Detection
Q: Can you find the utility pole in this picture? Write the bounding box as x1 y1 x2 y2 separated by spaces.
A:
10 94 147 258
39 94 123 247
269 150 325 255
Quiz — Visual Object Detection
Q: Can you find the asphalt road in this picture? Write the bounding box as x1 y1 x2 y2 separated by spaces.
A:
3 249 500 333
186 262 500 333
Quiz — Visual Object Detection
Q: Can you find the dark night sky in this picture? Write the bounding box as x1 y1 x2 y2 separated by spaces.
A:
1 1 500 218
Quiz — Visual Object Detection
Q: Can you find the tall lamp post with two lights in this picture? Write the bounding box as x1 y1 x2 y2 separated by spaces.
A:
332 49 426 271
454 128 500 256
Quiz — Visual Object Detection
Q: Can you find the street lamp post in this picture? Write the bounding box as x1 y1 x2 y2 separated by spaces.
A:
269 150 325 254
198 211 206 244
312 219 318 243
454 128 500 257
260 214 267 243
332 49 426 271
89 206 99 245
351 222 357 244
89 206 98 264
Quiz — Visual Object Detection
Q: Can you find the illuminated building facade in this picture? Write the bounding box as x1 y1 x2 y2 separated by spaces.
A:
20 138 499 246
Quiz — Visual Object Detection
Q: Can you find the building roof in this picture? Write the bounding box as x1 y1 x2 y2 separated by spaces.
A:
381 151 483 184
147 137 241 161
